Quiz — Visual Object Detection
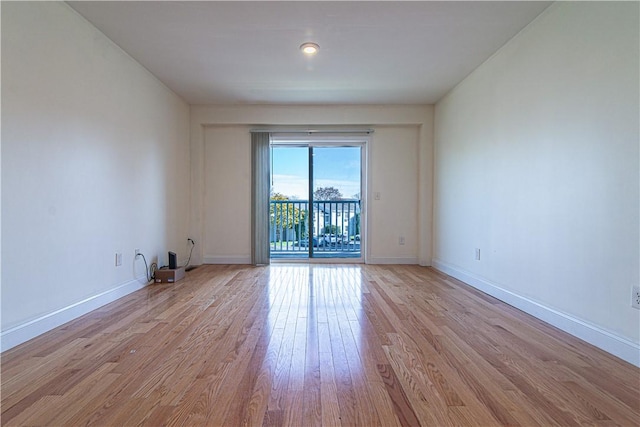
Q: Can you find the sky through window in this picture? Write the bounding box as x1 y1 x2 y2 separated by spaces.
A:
271 146 360 199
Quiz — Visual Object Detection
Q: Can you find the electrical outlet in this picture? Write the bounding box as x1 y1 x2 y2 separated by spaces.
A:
135 249 140 257
632 286 640 309
115 252 122 266
399 236 405 245
475 248 481 261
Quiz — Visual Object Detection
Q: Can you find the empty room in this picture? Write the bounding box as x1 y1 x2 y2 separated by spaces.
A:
2 1 638 426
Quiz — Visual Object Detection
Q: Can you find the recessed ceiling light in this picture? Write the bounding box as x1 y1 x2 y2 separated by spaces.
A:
300 42 320 56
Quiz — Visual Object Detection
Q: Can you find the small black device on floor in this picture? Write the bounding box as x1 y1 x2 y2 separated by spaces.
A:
168 251 177 269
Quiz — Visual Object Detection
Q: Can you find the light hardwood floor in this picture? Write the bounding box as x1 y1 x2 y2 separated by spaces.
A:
1 264 638 426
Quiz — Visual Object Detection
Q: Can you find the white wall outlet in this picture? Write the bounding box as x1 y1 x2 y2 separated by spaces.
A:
135 248 140 257
632 286 640 309
399 236 405 245
374 192 381 200
115 252 122 266
475 248 481 261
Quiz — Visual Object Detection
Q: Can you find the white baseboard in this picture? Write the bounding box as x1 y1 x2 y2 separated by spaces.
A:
431 259 640 367
203 255 251 264
367 257 418 265
1 276 149 352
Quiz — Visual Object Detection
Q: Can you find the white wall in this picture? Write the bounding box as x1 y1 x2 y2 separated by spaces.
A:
203 126 252 263
190 105 433 265
433 2 639 365
369 126 419 262
1 2 190 349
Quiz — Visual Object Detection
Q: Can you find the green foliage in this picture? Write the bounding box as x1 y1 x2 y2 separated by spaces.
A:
323 225 340 234
353 212 361 235
270 193 307 240
314 186 343 201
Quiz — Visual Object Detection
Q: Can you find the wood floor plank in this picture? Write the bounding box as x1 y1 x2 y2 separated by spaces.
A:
241 325 283 427
377 363 420 426
2 264 638 426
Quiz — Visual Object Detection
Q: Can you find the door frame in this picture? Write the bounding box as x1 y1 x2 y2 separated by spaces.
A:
270 134 369 263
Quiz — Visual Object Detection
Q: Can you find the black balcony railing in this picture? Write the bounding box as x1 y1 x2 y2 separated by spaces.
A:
270 199 361 258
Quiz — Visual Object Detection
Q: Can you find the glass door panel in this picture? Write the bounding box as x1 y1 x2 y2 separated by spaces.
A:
311 146 362 258
270 146 309 258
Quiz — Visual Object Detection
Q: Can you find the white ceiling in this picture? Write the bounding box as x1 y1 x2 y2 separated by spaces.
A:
67 1 551 105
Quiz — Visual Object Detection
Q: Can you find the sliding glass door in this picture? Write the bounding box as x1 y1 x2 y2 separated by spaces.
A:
270 142 364 261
